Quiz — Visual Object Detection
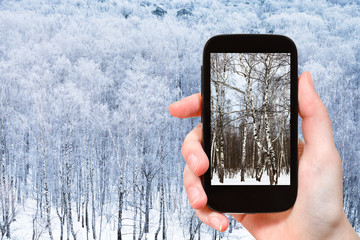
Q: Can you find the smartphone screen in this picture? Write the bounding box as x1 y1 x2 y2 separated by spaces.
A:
210 53 290 186
202 35 297 212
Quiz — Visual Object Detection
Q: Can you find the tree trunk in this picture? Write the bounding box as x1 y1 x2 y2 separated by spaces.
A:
55 162 66 240
132 178 138 240
218 80 226 182
162 189 166 240
84 130 90 240
90 153 96 240
77 165 82 223
113 127 130 240
240 83 251 182
138 185 144 240
251 139 256 178
144 177 152 233
262 66 277 185
40 127 54 240
133 122 139 240
117 187 123 240
1 118 10 239
211 53 229 183
32 206 38 240
66 162 76 240
189 214 194 240
154 180 163 240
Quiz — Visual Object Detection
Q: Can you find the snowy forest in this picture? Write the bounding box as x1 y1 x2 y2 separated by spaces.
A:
210 53 290 186
0 0 359 239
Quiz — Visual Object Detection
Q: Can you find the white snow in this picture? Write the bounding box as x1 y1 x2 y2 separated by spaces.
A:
211 171 290 185
10 200 255 240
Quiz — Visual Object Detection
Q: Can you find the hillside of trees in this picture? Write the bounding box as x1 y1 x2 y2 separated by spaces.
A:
0 0 359 239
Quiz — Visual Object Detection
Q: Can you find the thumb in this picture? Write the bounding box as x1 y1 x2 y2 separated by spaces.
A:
298 72 335 148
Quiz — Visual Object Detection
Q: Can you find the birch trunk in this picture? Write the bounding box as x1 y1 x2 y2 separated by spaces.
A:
240 81 251 182
248 74 268 155
251 138 256 178
144 174 152 234
84 128 90 240
117 182 124 240
240 119 247 182
214 80 224 182
55 158 66 240
132 120 139 240
40 127 54 240
65 135 77 240
77 164 82 223
210 53 230 183
218 67 226 182
210 131 217 179
263 62 277 185
90 151 96 240
154 179 164 240
112 127 129 240
1 118 11 238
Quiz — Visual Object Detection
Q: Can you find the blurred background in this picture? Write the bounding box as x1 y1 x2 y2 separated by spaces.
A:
0 0 359 239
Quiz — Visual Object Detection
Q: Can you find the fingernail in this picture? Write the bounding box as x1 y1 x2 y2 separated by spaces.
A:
188 187 200 205
307 72 315 90
168 103 175 115
210 217 221 231
188 154 198 173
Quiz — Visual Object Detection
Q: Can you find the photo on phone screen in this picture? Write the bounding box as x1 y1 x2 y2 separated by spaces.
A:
210 52 290 186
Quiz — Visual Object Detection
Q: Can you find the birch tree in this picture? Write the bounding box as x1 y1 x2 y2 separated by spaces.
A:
210 53 233 183
211 53 290 185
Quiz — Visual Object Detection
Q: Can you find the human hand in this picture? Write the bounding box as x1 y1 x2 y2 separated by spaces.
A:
169 72 359 239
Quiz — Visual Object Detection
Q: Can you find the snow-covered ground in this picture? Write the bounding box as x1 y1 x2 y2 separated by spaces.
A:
212 171 290 185
10 200 255 240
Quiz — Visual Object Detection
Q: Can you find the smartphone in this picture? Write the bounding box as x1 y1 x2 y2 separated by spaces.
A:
201 34 298 213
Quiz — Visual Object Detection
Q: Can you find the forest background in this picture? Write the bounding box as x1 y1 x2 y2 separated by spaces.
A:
0 0 359 239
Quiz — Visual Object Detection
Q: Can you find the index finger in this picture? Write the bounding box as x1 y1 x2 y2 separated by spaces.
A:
168 93 202 118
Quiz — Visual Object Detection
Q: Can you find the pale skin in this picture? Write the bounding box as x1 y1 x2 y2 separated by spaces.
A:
169 72 359 240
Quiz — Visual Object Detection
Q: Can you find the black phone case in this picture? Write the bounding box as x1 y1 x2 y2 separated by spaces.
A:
202 34 298 213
